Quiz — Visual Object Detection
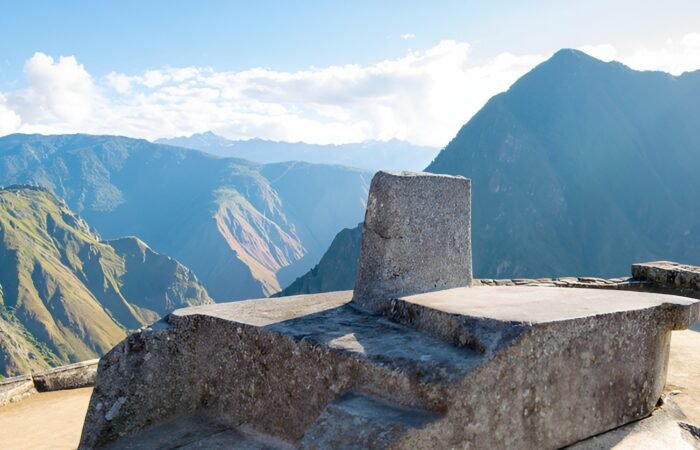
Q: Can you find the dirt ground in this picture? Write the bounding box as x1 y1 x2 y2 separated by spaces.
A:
0 387 92 450
0 330 698 450
666 328 700 424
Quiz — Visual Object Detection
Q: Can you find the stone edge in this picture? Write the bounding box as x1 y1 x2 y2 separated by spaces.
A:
0 358 99 407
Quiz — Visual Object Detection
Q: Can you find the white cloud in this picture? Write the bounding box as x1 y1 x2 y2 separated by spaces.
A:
0 41 544 146
0 95 22 136
623 32 700 75
106 72 132 94
2 34 700 145
578 44 617 62
580 32 700 75
401 33 415 40
7 52 97 125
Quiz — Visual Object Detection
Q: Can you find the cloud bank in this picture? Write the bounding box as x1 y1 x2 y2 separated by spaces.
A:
2 34 699 146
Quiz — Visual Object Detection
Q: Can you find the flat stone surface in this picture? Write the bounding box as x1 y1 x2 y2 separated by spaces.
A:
299 392 441 449
175 292 484 384
103 414 292 450
400 286 699 325
82 285 700 449
353 171 472 312
173 291 352 327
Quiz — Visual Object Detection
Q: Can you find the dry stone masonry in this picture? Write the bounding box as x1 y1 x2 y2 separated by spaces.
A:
80 171 700 449
0 359 99 407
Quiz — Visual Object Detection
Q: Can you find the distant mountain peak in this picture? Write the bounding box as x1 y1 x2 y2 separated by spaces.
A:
155 133 439 171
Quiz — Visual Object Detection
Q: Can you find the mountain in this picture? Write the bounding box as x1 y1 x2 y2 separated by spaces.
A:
276 223 362 297
156 132 440 172
0 134 371 300
278 49 700 295
0 185 210 377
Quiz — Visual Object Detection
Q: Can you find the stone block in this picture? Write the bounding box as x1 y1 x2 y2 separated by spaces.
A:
0 375 36 407
633 261 700 291
80 287 699 449
32 359 99 392
353 171 472 312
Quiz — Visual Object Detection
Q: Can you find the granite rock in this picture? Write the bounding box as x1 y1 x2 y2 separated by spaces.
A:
353 171 472 312
633 261 700 295
80 287 700 449
32 359 99 392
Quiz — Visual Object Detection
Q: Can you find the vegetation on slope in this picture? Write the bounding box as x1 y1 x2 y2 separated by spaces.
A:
0 134 371 300
0 185 210 376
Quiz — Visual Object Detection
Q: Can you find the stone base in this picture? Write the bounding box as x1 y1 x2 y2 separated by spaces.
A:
33 359 99 392
80 287 699 449
571 395 700 449
0 375 36 407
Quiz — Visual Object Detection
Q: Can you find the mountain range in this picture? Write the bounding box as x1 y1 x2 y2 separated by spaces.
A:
0 185 210 377
156 132 439 172
0 134 372 300
280 49 700 295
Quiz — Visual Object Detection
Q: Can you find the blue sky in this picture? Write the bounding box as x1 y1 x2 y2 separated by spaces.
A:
1 1 699 145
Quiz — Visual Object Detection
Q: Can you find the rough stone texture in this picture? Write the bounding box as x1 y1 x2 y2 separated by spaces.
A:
633 261 700 298
0 374 36 407
32 359 99 392
570 395 700 449
80 287 699 449
101 413 293 450
0 359 99 407
352 171 472 312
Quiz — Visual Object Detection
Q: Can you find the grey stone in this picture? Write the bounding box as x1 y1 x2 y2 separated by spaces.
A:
570 395 700 449
32 358 99 392
633 261 700 293
101 412 293 450
80 286 699 449
352 171 472 312
0 374 36 407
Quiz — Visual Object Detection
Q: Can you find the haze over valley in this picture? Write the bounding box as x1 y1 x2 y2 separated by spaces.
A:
1 1 700 378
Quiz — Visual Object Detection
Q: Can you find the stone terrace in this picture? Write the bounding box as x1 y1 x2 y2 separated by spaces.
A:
79 172 700 449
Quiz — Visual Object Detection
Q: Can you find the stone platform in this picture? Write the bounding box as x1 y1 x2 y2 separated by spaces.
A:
80 286 699 449
78 172 700 448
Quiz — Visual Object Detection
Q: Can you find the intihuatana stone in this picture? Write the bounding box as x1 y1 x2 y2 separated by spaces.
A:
353 171 472 312
79 172 700 449
80 288 699 449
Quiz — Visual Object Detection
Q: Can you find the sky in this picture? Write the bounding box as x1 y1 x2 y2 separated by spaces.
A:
1 1 700 147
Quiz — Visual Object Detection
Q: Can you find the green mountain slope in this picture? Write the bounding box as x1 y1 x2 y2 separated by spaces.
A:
276 224 362 297
0 134 371 300
279 49 700 295
0 185 210 377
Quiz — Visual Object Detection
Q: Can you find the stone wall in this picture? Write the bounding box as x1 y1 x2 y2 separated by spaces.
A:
0 359 99 407
477 261 700 300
